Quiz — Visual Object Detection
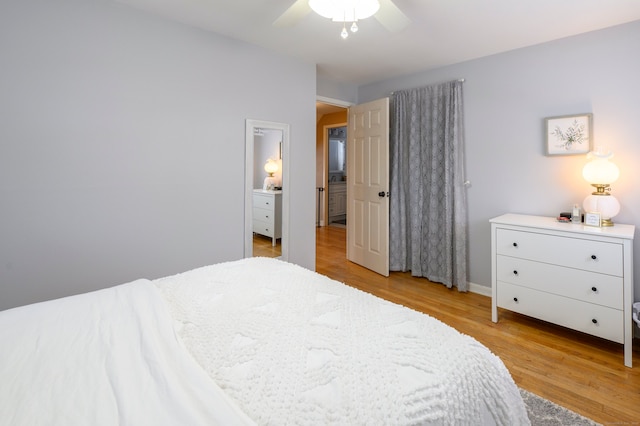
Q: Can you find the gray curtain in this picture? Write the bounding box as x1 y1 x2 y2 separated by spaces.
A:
389 80 468 291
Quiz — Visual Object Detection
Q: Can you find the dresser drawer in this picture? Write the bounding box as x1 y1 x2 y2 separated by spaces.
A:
496 282 623 343
253 207 275 225
328 193 337 215
496 229 623 276
253 194 277 210
496 256 623 309
252 220 275 238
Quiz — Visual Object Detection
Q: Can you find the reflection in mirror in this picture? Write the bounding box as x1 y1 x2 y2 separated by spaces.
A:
253 129 283 258
245 120 289 261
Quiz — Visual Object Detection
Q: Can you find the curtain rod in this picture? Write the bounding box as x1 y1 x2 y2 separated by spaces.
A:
390 78 465 95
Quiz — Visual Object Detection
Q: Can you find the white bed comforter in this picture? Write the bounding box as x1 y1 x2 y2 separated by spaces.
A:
155 257 530 426
0 279 255 426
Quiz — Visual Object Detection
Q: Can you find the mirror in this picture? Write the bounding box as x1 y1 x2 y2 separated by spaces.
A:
245 119 290 260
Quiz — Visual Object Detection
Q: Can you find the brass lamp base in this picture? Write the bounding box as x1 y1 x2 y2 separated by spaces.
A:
584 185 620 227
601 218 614 227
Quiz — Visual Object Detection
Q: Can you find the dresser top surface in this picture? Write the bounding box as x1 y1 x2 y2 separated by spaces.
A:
490 213 635 240
253 189 283 195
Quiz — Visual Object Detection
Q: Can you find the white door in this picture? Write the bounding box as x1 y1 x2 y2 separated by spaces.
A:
346 98 390 276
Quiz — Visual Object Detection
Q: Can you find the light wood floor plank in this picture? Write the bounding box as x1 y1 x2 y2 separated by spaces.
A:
252 234 281 258
315 225 640 424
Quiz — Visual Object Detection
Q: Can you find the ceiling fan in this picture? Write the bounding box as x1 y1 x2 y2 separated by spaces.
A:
273 0 411 34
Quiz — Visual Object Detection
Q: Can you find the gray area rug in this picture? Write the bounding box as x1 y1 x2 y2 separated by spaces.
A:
520 388 601 426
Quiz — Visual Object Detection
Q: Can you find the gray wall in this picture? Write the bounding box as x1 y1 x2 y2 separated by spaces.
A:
358 21 640 298
0 0 317 310
317 76 358 104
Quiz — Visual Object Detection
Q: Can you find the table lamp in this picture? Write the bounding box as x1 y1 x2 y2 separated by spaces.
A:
263 158 279 190
582 148 620 226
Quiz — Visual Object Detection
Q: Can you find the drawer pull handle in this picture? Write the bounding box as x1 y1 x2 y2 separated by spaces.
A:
591 255 597 260
512 242 518 247
513 297 518 303
592 318 598 324
513 270 518 276
591 286 598 292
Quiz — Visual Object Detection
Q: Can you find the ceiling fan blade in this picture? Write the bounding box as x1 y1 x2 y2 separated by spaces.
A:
375 0 411 33
273 0 312 27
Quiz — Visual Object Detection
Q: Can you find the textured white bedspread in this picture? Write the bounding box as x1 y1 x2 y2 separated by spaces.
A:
155 257 530 425
0 279 254 426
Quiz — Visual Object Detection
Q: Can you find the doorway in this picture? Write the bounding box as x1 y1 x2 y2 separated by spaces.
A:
315 101 348 228
327 126 347 227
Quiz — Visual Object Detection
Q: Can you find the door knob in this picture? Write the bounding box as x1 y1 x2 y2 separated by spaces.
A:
378 191 385 197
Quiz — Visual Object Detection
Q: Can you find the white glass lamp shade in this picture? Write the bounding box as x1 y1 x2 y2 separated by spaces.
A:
309 0 380 22
263 159 279 190
264 159 279 176
582 152 619 185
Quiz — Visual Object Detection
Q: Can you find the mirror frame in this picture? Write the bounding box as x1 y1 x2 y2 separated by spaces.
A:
244 119 290 261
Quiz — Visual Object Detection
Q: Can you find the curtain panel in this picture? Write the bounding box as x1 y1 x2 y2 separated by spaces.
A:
389 80 468 291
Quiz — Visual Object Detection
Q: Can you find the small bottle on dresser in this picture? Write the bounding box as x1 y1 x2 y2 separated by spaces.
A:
572 204 581 223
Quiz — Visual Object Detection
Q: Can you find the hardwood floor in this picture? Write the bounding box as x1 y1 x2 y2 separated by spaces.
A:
252 234 281 258
316 225 640 425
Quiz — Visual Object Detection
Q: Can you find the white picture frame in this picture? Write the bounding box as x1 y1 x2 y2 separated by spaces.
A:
584 211 601 227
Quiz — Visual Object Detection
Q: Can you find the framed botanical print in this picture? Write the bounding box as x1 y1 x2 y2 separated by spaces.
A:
545 113 593 155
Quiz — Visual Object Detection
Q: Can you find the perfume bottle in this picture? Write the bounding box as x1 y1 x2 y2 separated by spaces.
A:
572 204 581 224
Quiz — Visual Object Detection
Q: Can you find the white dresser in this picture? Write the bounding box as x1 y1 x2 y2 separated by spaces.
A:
490 214 635 367
252 190 282 246
328 182 347 223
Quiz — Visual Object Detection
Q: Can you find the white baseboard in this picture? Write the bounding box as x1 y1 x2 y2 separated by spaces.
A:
468 281 491 297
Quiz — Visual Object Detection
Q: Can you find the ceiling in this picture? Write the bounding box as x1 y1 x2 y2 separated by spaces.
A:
115 0 640 86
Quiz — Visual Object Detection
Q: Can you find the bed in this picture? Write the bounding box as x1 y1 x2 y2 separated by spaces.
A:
0 257 529 425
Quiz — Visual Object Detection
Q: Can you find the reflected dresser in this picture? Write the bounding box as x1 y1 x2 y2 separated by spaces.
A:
253 190 282 246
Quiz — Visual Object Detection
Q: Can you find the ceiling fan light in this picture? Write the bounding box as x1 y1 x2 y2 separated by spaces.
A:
309 0 380 22
353 0 380 19
332 11 357 23
309 0 337 19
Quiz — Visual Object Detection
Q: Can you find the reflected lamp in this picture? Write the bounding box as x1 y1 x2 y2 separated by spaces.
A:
263 159 279 190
